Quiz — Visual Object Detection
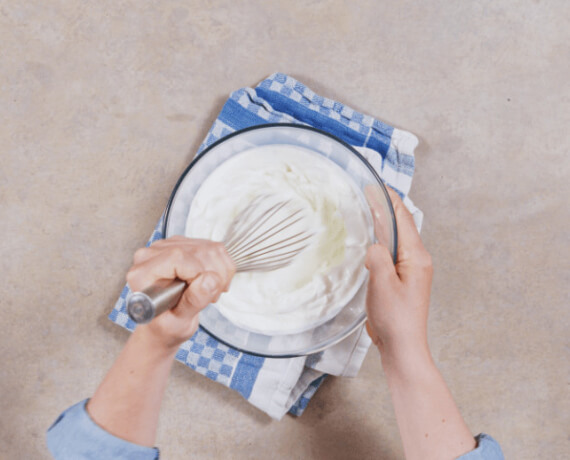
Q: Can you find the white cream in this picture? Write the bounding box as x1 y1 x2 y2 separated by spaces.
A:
185 145 372 335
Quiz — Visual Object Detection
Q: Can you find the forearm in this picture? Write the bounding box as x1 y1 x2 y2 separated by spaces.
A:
381 345 476 460
87 326 178 447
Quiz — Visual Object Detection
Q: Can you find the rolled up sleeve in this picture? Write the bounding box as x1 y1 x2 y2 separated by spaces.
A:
457 434 504 460
47 399 159 460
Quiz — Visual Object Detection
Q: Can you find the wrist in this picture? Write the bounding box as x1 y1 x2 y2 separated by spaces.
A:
379 339 434 378
131 326 180 358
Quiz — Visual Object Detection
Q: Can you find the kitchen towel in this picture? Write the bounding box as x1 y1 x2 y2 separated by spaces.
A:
109 73 421 420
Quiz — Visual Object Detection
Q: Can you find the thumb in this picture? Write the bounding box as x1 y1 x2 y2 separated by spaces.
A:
365 246 397 353
176 271 222 320
365 244 398 282
366 321 382 347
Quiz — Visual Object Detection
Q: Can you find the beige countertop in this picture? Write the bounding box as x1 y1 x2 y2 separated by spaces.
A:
1 1 568 458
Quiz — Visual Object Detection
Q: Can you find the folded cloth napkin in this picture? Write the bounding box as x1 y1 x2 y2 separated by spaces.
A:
109 73 421 420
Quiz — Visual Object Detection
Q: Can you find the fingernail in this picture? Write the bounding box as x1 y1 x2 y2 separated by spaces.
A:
201 274 219 293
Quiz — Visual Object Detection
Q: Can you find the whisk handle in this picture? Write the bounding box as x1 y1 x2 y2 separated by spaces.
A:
126 279 187 324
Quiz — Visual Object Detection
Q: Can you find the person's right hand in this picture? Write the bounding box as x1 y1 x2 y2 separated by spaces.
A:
365 187 433 363
365 190 481 460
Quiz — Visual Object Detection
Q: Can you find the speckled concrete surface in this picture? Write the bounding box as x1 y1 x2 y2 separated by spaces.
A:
1 1 568 458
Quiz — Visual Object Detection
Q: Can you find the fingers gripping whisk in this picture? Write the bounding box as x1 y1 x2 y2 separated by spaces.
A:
126 195 313 324
224 196 313 272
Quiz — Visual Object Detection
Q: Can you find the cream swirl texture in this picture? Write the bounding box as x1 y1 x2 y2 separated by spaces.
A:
185 145 371 334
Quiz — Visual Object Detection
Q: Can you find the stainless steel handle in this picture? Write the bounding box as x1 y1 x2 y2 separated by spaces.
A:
126 279 187 324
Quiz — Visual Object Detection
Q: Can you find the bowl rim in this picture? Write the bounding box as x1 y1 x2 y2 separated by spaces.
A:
162 123 397 357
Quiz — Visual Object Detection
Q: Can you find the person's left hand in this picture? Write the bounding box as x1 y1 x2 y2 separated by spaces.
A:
126 236 236 349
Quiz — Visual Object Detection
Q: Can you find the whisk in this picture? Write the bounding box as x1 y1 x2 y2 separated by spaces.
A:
126 195 313 324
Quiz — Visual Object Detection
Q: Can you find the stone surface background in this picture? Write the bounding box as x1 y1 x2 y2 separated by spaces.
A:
1 1 568 458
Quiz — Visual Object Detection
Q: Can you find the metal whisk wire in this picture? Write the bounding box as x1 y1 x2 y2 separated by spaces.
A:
126 195 313 324
224 196 313 271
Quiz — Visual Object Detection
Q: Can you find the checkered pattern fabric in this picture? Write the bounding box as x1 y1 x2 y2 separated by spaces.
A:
109 73 419 419
176 331 239 386
288 374 328 416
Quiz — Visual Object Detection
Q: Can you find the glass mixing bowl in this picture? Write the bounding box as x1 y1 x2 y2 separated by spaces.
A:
163 124 397 357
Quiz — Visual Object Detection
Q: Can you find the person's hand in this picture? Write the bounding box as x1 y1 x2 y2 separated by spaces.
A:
365 187 433 363
365 189 479 460
126 236 236 349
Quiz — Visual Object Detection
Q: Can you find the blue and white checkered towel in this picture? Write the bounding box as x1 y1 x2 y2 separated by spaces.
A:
109 73 421 419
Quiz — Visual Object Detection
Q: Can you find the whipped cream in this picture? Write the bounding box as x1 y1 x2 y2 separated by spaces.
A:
185 145 372 335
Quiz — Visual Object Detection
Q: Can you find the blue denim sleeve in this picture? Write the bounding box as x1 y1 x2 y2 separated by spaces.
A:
46 399 160 460
457 434 504 460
